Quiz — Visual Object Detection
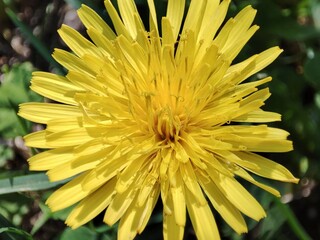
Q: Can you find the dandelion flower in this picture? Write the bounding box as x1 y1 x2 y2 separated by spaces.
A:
19 0 299 239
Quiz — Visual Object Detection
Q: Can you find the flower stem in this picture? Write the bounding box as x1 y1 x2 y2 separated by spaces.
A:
274 197 312 240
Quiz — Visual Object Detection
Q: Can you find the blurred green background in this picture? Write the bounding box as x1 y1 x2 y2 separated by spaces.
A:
0 0 319 239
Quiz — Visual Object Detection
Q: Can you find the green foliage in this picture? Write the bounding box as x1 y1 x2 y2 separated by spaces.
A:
0 62 41 138
59 227 97 240
0 194 30 226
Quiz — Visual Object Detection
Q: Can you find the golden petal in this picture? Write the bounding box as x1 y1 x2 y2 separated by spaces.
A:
24 130 52 149
234 151 299 183
234 167 281 197
215 173 266 221
45 128 96 147
77 4 116 40
104 0 132 40
52 49 96 77
28 147 74 170
117 0 144 39
197 172 247 234
66 178 117 229
185 188 220 240
104 181 136 226
166 0 185 41
163 194 184 240
46 173 92 211
19 103 82 124
58 24 102 58
146 0 158 33
29 71 83 105
170 171 186 227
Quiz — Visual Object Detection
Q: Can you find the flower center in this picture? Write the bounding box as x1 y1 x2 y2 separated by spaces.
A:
154 110 180 142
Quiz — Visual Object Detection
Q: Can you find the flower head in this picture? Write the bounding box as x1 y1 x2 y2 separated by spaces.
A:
19 0 299 239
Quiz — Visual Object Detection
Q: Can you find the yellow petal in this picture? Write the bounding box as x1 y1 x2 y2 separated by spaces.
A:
77 4 116 40
223 6 257 51
137 154 161 207
170 171 186 226
104 0 132 40
24 131 52 149
181 0 206 37
180 161 207 205
163 194 184 240
196 0 228 59
214 125 292 152
104 181 136 225
166 0 185 41
220 135 293 152
118 198 141 240
52 49 96 77
19 103 82 124
46 173 92 211
228 47 283 81
146 0 158 33
45 128 96 147
234 151 299 183
137 185 160 233
185 188 220 240
82 153 131 192
29 71 83 105
234 167 280 197
201 152 234 177
115 35 148 78
118 186 160 239
86 27 117 59
66 71 105 95
197 171 247 234
233 110 281 123
213 150 259 170
47 117 83 132
161 17 175 46
81 54 105 73
215 173 266 221
28 147 74 170
58 24 102 58
117 0 144 39
223 25 260 62
66 178 117 229
47 148 105 181
115 154 148 193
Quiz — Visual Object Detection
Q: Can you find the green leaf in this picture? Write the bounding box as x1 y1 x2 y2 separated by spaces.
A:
0 108 26 138
60 227 97 240
0 62 41 138
0 227 33 240
0 62 35 106
0 214 33 240
0 173 68 195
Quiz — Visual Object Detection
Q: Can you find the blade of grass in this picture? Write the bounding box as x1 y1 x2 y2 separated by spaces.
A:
5 8 63 73
0 173 69 195
0 214 33 240
0 227 34 240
